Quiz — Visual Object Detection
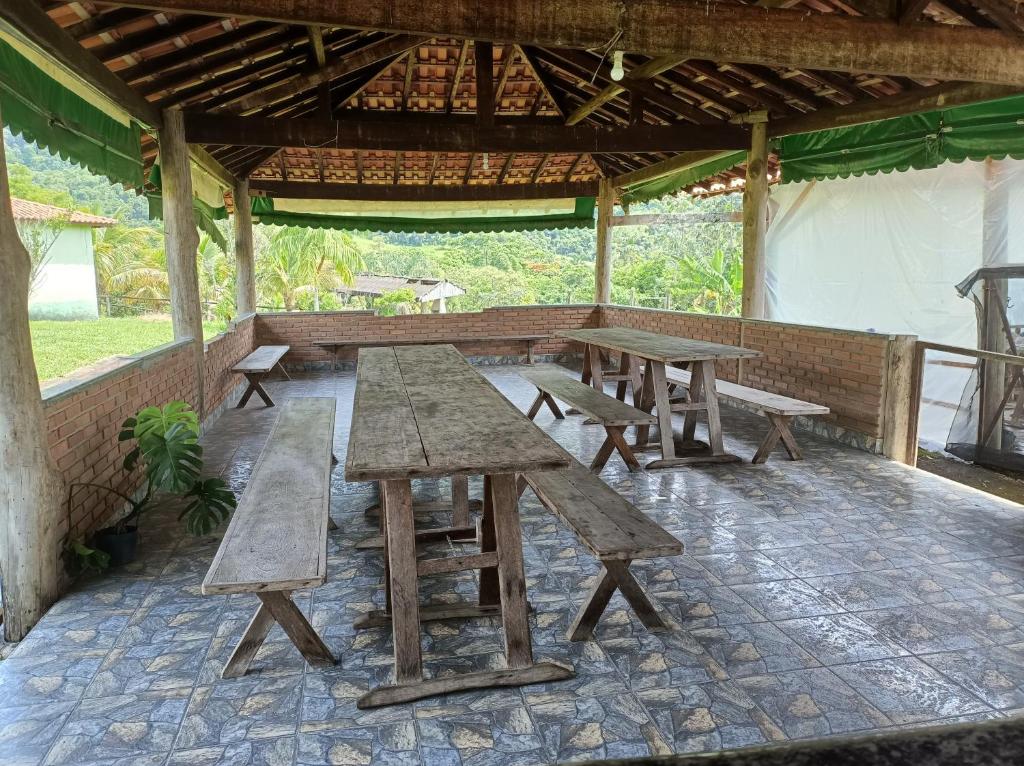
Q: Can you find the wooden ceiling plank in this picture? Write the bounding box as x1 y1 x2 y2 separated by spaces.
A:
93 0 1024 85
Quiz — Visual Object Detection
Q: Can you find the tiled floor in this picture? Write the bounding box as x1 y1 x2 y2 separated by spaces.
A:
5 365 1024 765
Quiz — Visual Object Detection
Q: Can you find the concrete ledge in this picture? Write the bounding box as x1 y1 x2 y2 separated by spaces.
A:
41 338 194 407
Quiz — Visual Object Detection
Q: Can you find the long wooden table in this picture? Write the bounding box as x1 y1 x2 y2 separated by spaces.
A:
345 344 573 707
560 327 761 468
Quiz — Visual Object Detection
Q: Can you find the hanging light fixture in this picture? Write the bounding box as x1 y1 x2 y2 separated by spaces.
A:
610 51 625 81
482 152 489 170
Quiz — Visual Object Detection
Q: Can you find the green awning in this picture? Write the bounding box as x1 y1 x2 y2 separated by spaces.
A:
250 195 596 233
620 151 747 206
779 94 1024 183
0 37 144 188
147 164 229 249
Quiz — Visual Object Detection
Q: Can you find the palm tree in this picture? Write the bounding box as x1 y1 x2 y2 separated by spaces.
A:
257 227 363 311
93 225 169 312
671 249 743 316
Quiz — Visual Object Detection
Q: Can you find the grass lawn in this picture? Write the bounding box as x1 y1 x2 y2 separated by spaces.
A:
31 317 224 383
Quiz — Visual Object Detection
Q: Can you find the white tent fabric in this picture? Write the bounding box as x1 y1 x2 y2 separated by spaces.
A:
766 158 1024 449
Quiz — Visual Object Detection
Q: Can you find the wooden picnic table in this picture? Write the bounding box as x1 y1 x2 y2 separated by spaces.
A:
345 343 573 707
560 327 761 468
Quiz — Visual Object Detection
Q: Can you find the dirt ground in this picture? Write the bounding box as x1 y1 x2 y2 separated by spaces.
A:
917 449 1024 505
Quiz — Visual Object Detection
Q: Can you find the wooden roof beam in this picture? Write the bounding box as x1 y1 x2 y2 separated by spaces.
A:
97 0 1024 85
184 114 751 152
248 179 599 201
447 40 470 113
475 41 494 127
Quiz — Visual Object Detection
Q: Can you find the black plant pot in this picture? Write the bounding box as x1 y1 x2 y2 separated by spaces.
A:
95 525 139 567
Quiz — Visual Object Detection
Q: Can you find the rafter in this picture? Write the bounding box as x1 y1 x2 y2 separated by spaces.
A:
447 40 470 113
566 55 687 126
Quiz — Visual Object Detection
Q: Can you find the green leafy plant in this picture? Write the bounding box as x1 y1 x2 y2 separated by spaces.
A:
62 540 111 577
65 402 236 570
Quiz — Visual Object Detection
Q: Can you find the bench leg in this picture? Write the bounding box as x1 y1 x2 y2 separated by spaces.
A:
526 392 545 420
526 391 564 420
568 559 668 641
222 600 277 678
543 393 565 419
753 413 803 463
276 361 292 380
526 339 536 365
237 373 274 408
590 426 640 473
258 591 335 670
223 591 335 679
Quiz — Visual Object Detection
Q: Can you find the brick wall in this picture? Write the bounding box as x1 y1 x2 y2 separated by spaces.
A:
254 305 602 367
204 313 256 414
600 306 913 446
42 341 200 546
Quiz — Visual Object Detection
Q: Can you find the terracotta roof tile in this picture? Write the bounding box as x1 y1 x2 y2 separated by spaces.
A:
10 198 117 227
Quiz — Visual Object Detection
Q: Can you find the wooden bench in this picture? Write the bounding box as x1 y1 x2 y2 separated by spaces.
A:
315 335 548 365
233 345 291 408
520 367 657 473
662 367 829 464
522 459 683 640
202 397 337 678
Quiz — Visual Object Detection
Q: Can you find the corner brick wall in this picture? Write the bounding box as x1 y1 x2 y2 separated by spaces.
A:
600 306 909 442
43 314 258 546
254 305 602 366
204 313 256 414
43 341 200 546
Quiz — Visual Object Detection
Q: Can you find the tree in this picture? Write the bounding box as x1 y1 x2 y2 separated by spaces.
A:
17 214 70 297
376 288 417 316
257 227 363 311
93 225 169 312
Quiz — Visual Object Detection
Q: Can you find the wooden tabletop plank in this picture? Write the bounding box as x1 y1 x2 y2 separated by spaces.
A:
560 327 760 363
203 397 335 595
346 344 569 481
345 347 429 482
232 344 289 373
314 335 547 348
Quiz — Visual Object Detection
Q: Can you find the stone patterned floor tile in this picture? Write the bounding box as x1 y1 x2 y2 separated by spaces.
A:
176 674 304 749
530 694 668 763
658 585 769 630
296 722 419 765
85 639 211 697
690 552 795 585
830 657 994 725
43 688 190 764
919 644 1024 710
636 682 783 753
730 579 845 621
0 700 77 766
735 668 891 738
801 571 924 612
856 603 992 654
758 545 864 579
416 706 546 765
689 622 820 678
774 614 910 666
167 736 296 766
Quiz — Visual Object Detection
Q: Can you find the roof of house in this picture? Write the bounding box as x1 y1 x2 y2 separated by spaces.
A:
11 198 117 227
339 274 466 301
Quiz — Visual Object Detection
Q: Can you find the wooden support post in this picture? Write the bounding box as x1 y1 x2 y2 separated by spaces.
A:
233 177 256 314
161 108 206 415
880 335 918 464
595 178 614 304
475 41 494 127
741 111 769 319
0 104 65 642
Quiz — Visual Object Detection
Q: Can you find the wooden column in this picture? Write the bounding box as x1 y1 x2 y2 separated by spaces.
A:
979 158 1010 453
161 108 205 415
595 178 614 304
233 178 256 315
741 112 769 319
475 41 494 127
0 104 65 641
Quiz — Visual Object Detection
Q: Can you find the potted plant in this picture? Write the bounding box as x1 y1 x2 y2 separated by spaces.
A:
66 401 236 568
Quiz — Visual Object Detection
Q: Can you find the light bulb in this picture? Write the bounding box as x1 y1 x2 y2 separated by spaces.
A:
610 51 625 82
482 153 489 170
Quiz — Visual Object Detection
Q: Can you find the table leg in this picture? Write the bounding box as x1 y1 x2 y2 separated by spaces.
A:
650 361 676 462
628 355 644 409
633 359 656 448
381 479 421 684
614 353 631 401
490 472 533 669
452 475 470 528
587 345 606 391
478 475 500 606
